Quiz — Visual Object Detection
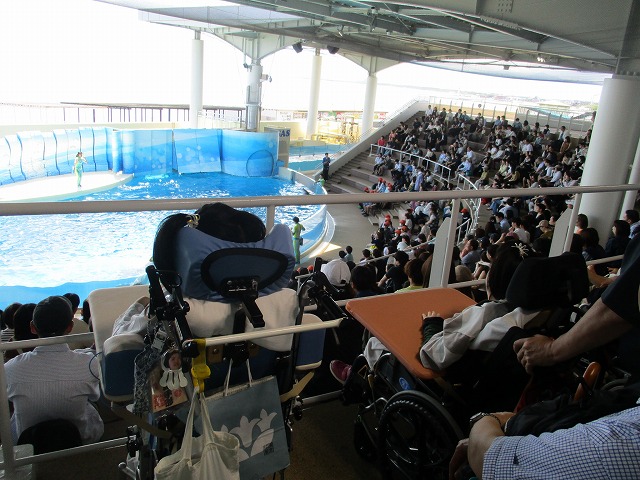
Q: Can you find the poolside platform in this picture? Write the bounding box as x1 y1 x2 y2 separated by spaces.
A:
0 171 133 202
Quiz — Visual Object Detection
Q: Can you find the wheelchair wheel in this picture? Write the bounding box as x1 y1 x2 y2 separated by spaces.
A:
377 390 463 480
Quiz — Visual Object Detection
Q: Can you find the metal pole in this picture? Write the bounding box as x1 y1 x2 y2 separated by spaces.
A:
564 193 582 253
441 198 460 287
266 204 276 232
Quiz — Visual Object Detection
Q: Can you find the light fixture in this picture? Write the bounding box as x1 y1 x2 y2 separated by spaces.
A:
337 25 344 37
537 55 546 63
292 42 303 53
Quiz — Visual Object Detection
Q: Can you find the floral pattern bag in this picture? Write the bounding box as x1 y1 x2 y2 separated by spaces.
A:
199 360 290 480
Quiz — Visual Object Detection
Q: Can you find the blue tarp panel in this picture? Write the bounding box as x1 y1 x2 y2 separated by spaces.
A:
42 131 58 176
18 132 46 180
5 135 25 182
65 129 82 168
106 129 117 171
0 127 281 184
174 129 222 174
79 127 96 172
0 138 12 185
53 129 72 175
92 127 109 171
221 130 277 177
120 129 173 174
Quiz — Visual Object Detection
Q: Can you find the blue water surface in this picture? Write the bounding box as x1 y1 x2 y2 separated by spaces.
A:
0 172 319 303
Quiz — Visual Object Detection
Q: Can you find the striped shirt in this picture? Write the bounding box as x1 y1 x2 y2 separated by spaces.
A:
483 406 640 480
5 344 103 443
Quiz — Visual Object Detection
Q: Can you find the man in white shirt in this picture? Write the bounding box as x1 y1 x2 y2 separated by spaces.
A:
557 125 568 141
321 258 352 286
520 138 533 156
5 296 103 444
549 165 563 186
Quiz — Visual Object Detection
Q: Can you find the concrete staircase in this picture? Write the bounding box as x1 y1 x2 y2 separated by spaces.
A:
324 112 493 228
327 150 410 227
328 150 383 194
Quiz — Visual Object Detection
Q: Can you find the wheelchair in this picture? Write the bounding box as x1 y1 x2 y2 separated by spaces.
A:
344 252 592 479
87 204 342 479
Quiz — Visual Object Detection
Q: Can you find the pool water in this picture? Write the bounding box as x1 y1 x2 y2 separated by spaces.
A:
289 144 344 158
0 172 318 291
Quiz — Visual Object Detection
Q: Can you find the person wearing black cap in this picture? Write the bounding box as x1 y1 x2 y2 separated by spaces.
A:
5 296 103 444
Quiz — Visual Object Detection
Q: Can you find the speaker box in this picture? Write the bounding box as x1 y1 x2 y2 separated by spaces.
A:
327 46 339 54
292 42 303 53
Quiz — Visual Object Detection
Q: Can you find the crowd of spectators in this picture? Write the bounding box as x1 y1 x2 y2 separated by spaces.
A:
321 110 640 480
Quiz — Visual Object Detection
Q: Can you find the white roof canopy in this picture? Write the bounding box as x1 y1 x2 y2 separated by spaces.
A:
98 0 640 83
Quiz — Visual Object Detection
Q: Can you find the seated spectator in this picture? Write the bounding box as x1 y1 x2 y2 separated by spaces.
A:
419 242 537 371
460 238 482 272
64 292 92 349
605 219 630 268
4 303 37 362
360 249 373 264
581 227 607 276
536 219 554 241
624 209 640 239
575 213 589 235
455 236 640 480
5 296 103 444
321 257 352 287
455 264 476 301
395 258 424 292
334 241 538 385
343 245 354 263
349 265 382 298
454 403 640 480
509 217 531 244
377 251 410 293
1 302 22 344
495 212 510 234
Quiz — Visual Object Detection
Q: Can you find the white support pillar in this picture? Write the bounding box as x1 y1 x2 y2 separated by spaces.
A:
622 135 640 215
306 49 322 140
246 60 263 132
189 31 204 129
360 73 377 138
578 76 640 240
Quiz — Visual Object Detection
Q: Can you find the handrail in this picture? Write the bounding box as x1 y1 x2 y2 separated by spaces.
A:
1 182 638 477
2 184 638 218
367 143 455 184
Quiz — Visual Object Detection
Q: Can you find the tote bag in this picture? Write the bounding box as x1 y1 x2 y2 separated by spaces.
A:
201 360 290 480
155 391 240 480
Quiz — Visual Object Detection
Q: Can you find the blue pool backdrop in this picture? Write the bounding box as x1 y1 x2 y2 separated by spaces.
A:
0 128 329 305
0 127 280 184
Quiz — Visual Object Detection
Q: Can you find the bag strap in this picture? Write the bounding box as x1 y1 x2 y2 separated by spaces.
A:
179 389 198 460
223 358 253 396
196 391 219 445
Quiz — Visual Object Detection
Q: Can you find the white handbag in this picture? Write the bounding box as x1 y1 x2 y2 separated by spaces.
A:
154 390 240 480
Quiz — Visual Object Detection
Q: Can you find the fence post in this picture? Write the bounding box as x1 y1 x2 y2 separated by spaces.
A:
442 198 461 287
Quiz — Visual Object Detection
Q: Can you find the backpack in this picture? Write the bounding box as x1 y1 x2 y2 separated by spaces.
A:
505 382 640 437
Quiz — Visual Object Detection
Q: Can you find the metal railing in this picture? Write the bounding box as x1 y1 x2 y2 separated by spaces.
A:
367 143 481 241
0 182 638 476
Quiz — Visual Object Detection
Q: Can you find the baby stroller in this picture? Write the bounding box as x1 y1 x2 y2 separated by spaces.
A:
88 203 337 479
344 252 591 479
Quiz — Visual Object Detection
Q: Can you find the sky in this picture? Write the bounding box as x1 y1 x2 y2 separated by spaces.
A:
0 0 605 113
